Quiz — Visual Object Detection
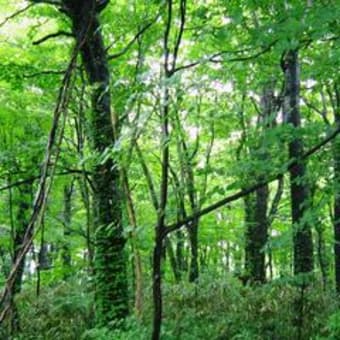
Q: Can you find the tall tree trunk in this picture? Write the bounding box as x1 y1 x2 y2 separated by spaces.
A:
330 82 340 292
65 0 128 323
244 85 275 283
283 49 313 274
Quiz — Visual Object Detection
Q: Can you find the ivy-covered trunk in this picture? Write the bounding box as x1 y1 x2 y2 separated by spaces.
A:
283 49 313 274
65 0 128 323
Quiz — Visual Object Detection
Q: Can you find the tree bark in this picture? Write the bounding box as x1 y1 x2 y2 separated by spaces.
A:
244 85 275 284
65 0 128 323
283 49 313 274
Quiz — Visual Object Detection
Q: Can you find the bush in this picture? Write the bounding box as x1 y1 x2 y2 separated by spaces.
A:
14 277 93 340
6 272 338 340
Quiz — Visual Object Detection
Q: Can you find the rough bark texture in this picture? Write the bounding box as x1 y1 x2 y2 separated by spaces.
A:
283 49 313 274
65 0 128 323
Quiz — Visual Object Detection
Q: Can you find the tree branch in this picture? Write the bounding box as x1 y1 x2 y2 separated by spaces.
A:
0 169 92 193
171 0 186 71
29 0 61 6
33 31 74 45
173 40 278 74
107 17 158 60
164 124 340 236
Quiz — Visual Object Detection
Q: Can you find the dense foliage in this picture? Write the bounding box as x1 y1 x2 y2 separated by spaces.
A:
0 0 339 339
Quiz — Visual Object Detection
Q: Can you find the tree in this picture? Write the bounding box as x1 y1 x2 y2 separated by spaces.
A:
63 0 128 323
282 49 313 275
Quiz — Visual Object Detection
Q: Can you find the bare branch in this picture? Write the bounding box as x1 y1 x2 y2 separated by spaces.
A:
173 40 278 74
302 96 330 125
33 31 73 45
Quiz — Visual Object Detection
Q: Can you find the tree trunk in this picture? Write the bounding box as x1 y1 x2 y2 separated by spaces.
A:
10 183 32 332
61 183 73 278
283 49 313 274
65 0 128 323
331 83 340 292
244 85 275 284
165 237 181 282
188 219 199 282
121 171 143 316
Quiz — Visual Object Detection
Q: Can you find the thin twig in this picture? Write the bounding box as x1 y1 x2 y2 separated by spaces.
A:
108 17 159 60
173 40 278 73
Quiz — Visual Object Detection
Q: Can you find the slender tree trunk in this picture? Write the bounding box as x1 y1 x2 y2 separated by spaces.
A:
152 234 164 340
244 192 256 281
165 237 181 282
121 171 143 316
176 230 186 274
244 85 275 283
188 220 199 282
10 183 32 333
61 183 73 278
283 49 313 274
330 83 340 292
65 0 128 323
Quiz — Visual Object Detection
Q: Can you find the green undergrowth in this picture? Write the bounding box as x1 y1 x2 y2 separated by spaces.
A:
7 274 340 340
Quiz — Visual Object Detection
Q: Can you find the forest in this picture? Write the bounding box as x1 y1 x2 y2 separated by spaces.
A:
0 0 339 339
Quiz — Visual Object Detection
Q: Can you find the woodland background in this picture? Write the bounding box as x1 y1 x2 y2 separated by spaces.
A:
0 0 339 339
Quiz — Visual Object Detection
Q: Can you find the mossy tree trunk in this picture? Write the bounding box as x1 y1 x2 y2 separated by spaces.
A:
64 0 128 324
